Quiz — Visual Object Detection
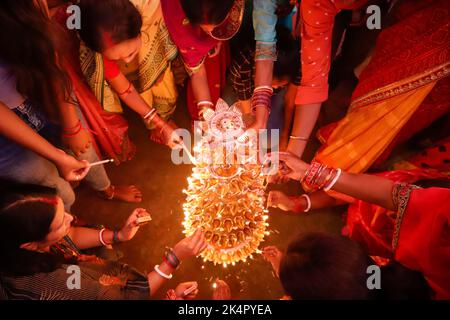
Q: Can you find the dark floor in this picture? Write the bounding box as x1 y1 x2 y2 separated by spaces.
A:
72 90 346 300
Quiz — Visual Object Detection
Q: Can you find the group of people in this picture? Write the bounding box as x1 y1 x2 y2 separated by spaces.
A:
0 0 448 300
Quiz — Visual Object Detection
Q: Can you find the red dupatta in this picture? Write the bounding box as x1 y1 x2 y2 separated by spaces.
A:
345 169 450 299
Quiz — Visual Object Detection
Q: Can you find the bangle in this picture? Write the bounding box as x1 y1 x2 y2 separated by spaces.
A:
63 120 82 134
197 101 214 107
165 250 181 269
143 109 156 120
117 82 133 96
113 230 120 244
300 194 312 213
324 168 342 191
154 264 173 279
290 135 309 141
99 228 108 246
254 85 274 93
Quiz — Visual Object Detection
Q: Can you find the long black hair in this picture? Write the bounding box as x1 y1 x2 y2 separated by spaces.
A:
279 233 431 300
78 0 143 52
0 0 72 120
0 182 75 276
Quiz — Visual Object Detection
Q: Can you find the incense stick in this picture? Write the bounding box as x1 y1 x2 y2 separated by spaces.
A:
89 159 114 167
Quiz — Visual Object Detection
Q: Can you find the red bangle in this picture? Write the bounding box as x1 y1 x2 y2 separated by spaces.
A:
62 123 82 138
163 256 177 269
62 120 81 134
117 82 133 96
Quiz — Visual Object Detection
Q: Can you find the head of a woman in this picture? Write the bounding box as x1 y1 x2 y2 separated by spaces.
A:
0 0 72 118
180 0 236 35
279 233 371 300
78 0 143 63
0 183 74 276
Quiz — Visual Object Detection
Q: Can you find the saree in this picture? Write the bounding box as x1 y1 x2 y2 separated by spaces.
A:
315 0 450 173
79 0 178 129
343 169 450 299
51 4 135 163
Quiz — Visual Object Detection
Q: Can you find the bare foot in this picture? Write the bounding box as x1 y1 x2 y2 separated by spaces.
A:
100 185 143 203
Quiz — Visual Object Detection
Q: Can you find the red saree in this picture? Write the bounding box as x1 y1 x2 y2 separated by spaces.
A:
344 169 450 299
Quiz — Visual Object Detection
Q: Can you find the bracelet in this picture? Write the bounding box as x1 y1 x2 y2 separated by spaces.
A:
113 230 120 244
199 107 215 121
63 120 82 134
290 135 309 141
324 168 342 191
99 228 108 246
154 264 173 279
254 85 274 93
165 250 181 269
197 101 214 107
300 194 312 213
143 109 156 120
117 82 133 96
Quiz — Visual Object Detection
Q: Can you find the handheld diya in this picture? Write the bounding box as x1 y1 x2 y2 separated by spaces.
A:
182 99 269 267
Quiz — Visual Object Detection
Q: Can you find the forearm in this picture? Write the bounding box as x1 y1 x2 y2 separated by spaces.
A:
147 260 176 297
190 64 212 102
287 103 321 156
0 102 64 163
282 84 298 136
332 172 395 211
68 227 116 249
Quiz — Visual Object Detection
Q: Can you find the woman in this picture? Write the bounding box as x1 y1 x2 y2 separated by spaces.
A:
262 233 431 300
77 0 182 148
289 0 450 172
0 183 207 300
161 0 278 131
266 151 450 299
0 0 143 208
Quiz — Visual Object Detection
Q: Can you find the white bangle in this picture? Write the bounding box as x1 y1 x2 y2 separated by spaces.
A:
300 194 312 213
143 109 156 120
98 228 108 246
254 85 273 93
197 101 214 107
324 168 342 191
154 265 173 279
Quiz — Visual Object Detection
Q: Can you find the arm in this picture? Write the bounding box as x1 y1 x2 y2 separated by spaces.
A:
0 102 89 181
280 83 299 150
288 0 338 157
251 0 278 129
332 172 395 211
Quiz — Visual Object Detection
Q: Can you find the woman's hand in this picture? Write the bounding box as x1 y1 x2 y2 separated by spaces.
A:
262 246 284 278
174 281 199 300
53 149 90 181
118 208 151 242
172 229 207 262
212 279 232 300
62 129 92 157
265 151 309 182
160 121 183 149
267 191 296 212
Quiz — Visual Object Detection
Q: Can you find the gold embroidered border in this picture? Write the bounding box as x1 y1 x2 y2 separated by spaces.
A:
391 183 421 250
350 62 450 110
